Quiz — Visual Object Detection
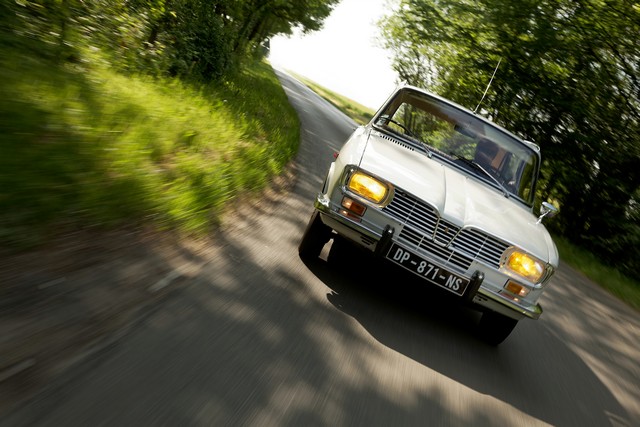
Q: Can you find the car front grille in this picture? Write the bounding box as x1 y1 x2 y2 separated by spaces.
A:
382 189 509 271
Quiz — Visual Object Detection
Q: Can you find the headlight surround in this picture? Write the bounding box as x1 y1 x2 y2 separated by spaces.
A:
346 170 391 204
501 247 546 284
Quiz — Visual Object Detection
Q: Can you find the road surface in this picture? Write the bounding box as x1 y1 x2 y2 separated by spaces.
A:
3 70 639 427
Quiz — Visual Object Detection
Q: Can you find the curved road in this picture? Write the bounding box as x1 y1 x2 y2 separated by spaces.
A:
4 70 640 426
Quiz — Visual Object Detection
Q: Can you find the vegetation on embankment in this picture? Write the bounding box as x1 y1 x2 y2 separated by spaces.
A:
0 45 299 249
554 237 640 312
290 73 375 125
1 0 344 251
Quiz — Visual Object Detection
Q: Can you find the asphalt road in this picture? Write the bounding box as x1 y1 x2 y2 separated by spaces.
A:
4 70 639 427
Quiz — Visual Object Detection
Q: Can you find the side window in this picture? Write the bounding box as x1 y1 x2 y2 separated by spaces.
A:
502 155 536 201
518 159 536 202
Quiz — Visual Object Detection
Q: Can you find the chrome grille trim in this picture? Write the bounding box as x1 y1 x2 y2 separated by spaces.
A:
434 218 460 246
399 227 472 271
450 229 509 267
383 189 510 269
383 192 437 238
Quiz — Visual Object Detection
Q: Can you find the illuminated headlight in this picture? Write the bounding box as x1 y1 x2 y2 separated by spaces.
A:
347 170 390 204
501 247 546 284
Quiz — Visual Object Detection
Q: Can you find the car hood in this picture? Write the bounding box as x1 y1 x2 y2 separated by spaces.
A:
359 131 558 265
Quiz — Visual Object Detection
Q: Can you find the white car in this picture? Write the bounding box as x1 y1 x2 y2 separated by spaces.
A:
299 85 559 345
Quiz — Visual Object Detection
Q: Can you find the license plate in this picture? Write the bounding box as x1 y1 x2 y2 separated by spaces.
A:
386 243 469 296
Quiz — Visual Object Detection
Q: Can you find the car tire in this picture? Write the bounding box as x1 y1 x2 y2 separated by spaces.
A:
298 210 331 259
478 311 518 346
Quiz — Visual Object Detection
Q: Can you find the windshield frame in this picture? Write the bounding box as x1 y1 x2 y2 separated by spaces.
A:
371 86 541 207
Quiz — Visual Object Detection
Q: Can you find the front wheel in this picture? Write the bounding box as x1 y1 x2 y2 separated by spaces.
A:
298 211 331 259
477 311 519 346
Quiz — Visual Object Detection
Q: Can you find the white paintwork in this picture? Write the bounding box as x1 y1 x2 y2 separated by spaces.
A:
357 132 558 265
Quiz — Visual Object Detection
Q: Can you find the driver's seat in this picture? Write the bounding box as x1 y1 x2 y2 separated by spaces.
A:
474 138 499 171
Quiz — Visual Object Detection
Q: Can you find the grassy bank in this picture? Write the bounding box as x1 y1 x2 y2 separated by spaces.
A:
289 73 375 125
554 237 640 311
1 46 299 250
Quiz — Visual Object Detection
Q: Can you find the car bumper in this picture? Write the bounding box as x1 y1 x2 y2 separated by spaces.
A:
314 193 543 321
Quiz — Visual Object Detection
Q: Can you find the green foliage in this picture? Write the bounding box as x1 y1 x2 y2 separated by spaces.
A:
0 41 299 248
380 0 640 277
3 0 341 79
0 0 343 249
291 73 375 125
555 236 640 312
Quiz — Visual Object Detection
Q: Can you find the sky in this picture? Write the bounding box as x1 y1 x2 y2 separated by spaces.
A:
268 0 399 110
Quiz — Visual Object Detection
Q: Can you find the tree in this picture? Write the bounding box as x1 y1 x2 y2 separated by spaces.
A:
5 0 340 79
135 0 340 77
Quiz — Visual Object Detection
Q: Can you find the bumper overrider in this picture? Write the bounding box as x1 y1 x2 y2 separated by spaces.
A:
314 193 543 321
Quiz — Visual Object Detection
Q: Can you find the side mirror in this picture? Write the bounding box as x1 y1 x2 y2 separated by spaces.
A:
537 201 558 224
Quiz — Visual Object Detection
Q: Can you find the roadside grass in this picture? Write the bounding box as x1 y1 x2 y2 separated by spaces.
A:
0 43 299 250
290 74 640 312
554 236 640 311
289 72 375 125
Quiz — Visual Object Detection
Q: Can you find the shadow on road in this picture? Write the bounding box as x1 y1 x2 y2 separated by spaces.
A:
302 238 630 427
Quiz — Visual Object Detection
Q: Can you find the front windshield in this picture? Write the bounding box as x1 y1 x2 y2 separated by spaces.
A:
373 88 539 205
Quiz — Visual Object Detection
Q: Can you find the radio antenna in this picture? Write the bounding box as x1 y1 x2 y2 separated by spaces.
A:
474 57 502 114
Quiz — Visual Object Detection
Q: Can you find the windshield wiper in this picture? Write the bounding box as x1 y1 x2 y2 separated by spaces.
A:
376 117 432 157
413 135 433 158
403 134 432 158
450 154 509 198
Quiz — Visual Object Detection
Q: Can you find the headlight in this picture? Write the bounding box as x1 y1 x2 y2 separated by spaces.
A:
347 170 390 204
502 248 546 283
